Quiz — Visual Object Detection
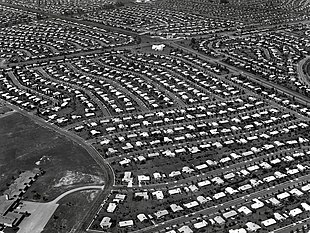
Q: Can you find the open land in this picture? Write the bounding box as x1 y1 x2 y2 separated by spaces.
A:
41 190 101 233
0 112 104 202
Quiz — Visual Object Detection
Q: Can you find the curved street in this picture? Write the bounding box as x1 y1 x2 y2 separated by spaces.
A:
17 185 104 233
297 56 310 87
131 174 310 233
36 67 111 117
0 98 115 233
50 185 104 204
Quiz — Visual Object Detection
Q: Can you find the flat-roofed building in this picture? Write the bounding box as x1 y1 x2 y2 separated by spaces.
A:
119 220 134 228
262 218 276 227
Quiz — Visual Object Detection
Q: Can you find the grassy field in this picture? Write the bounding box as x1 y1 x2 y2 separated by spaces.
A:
0 112 104 201
0 105 12 115
42 190 100 233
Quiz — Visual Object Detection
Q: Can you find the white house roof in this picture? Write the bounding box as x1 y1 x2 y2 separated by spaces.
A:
238 206 252 215
262 218 276 227
289 208 303 217
245 222 261 231
301 202 310 211
119 220 134 227
178 225 193 233
193 220 207 229
277 192 290 200
229 228 246 233
170 204 183 212
137 214 147 222
100 217 112 228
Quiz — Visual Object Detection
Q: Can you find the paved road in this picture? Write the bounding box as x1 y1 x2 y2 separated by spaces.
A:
297 56 310 87
0 98 115 233
7 71 58 103
6 41 154 69
160 54 227 101
98 56 187 108
114 144 310 191
37 67 111 117
174 43 310 124
188 18 310 39
131 55 226 102
17 185 103 233
67 63 150 112
170 42 310 109
271 216 310 233
0 2 141 39
62 93 231 131
193 201 310 233
205 42 310 110
131 174 310 233
177 41 309 120
0 109 15 119
86 105 268 144
50 185 104 204
19 49 33 57
104 116 301 163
